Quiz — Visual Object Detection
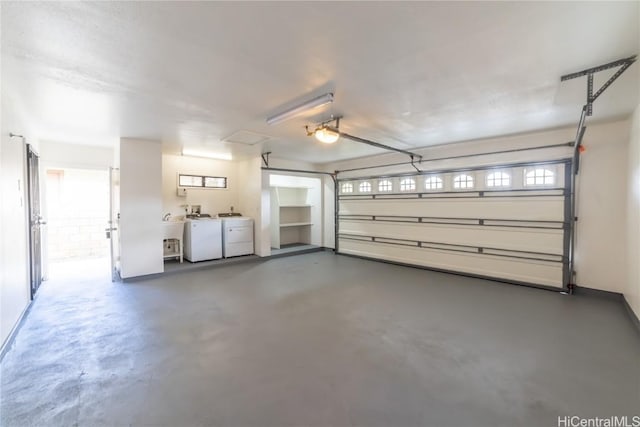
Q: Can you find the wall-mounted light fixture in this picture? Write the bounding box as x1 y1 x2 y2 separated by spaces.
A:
182 148 233 161
266 93 334 125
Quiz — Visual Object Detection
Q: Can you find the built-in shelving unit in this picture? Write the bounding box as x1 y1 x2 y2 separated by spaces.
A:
280 222 312 227
270 185 319 249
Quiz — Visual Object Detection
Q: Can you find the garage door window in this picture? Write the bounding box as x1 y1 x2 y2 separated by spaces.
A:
341 182 354 193
378 179 393 192
400 178 416 192
359 181 372 193
486 171 510 187
424 176 443 190
525 168 555 186
453 174 474 189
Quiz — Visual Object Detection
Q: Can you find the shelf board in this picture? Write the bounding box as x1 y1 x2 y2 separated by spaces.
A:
280 204 312 208
280 222 313 228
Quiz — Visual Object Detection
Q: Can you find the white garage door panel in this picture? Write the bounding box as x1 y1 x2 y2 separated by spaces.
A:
337 160 570 289
340 197 565 222
339 220 564 255
340 239 564 288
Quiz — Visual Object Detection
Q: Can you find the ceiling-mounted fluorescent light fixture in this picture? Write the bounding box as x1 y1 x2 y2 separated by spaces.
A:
266 93 334 125
182 148 233 161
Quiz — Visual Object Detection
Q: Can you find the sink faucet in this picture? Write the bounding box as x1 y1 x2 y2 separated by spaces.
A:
163 213 171 221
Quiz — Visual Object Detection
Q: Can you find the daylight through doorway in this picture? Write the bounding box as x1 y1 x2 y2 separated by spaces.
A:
44 168 110 282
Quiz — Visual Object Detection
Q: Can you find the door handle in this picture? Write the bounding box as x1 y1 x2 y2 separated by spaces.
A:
105 227 117 239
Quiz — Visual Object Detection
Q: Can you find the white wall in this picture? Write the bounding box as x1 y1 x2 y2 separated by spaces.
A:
323 119 630 292
0 93 33 348
322 175 336 250
119 138 163 279
626 106 640 319
162 154 238 218
574 120 629 293
236 156 269 256
260 170 271 256
267 157 319 172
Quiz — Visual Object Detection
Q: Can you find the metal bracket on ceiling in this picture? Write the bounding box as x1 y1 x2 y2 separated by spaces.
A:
561 55 637 116
261 151 271 168
306 116 342 136
410 155 421 173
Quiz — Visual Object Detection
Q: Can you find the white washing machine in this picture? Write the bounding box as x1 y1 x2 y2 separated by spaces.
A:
183 218 223 262
222 217 254 258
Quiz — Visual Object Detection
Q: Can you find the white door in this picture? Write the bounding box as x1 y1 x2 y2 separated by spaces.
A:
108 167 121 281
26 145 44 297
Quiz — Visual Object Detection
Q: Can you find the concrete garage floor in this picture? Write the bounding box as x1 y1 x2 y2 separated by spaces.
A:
1 252 639 426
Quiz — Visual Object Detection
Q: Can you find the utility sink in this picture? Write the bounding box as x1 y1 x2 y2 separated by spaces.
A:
163 220 185 240
163 220 185 263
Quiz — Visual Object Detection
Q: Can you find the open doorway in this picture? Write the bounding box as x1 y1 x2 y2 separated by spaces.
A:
44 167 110 282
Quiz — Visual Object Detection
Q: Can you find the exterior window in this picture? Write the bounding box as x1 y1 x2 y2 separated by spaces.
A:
453 174 474 189
424 176 443 190
179 174 203 187
525 168 555 186
399 178 416 192
179 174 227 189
378 179 392 192
341 182 354 193
486 171 510 187
204 177 227 188
359 181 372 193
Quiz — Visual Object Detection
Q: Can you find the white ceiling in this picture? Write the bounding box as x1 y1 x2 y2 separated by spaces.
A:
2 1 638 163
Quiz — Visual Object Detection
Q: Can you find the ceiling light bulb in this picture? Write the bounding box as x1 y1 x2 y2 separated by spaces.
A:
314 127 340 144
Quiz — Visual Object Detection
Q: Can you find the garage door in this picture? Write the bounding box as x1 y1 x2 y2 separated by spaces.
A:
337 160 571 289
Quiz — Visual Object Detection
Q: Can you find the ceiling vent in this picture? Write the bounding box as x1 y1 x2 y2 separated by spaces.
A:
222 130 271 145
